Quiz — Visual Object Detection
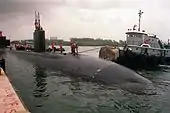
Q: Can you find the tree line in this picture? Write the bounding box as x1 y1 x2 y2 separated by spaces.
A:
11 38 126 46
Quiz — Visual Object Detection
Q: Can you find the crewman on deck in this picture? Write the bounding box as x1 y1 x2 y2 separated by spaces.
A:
70 42 74 54
70 41 78 55
75 43 78 54
70 41 73 53
59 42 63 54
51 42 56 53
9 45 12 50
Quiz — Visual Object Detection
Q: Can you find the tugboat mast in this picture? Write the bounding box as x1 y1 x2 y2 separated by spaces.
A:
138 10 144 31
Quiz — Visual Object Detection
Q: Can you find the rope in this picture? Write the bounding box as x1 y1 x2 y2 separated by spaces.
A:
78 47 102 53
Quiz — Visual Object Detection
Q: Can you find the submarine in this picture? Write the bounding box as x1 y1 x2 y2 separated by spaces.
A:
8 11 156 95
8 50 156 95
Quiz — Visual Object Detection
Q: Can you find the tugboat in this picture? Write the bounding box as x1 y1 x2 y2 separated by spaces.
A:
99 10 170 69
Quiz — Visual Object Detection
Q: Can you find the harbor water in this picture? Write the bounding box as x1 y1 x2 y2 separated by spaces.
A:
4 46 170 113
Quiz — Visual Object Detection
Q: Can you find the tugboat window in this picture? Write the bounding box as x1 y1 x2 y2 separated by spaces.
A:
129 34 133 37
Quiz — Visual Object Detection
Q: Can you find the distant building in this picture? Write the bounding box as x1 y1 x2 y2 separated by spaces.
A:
50 37 58 40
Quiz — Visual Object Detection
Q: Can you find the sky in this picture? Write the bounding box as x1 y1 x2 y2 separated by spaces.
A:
0 0 170 41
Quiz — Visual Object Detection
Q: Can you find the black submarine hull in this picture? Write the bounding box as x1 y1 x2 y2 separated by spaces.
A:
8 50 155 95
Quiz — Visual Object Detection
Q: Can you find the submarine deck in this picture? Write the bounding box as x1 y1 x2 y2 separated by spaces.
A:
9 49 91 58
0 68 29 113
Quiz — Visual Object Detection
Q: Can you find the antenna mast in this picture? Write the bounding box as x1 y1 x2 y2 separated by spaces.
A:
34 10 43 30
138 10 144 31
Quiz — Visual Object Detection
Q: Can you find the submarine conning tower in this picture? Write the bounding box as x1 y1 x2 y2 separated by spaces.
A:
33 11 45 52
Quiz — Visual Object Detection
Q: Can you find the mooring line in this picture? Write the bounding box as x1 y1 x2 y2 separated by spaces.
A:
78 47 102 53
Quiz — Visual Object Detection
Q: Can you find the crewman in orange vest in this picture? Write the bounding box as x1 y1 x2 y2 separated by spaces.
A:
70 41 78 55
70 41 74 54
75 43 78 54
51 42 56 53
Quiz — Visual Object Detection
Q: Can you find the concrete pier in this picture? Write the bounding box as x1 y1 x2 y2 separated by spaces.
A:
33 30 45 52
0 69 29 113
